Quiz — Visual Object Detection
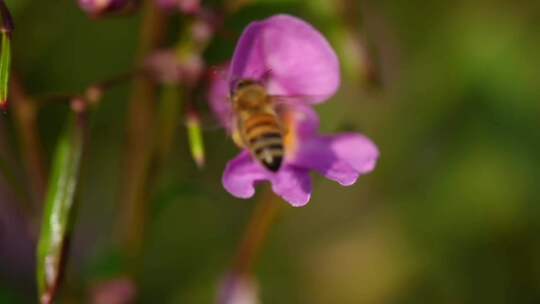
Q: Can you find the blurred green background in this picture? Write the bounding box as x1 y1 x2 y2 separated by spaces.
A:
1 0 540 303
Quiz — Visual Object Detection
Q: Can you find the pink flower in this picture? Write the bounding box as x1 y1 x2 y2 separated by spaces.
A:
78 0 131 16
208 15 379 206
228 14 340 103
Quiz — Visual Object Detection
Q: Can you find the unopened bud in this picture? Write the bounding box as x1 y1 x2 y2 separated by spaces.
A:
191 17 214 46
70 98 87 114
145 49 204 87
84 86 103 106
186 110 205 168
78 0 133 17
217 273 260 304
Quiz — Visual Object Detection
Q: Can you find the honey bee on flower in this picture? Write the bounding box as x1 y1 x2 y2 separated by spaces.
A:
209 14 379 206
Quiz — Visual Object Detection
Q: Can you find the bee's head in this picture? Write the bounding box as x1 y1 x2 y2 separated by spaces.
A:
234 79 258 91
233 80 268 109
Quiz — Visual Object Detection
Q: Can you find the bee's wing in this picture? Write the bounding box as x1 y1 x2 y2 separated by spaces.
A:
269 95 322 118
269 95 328 107
268 95 321 137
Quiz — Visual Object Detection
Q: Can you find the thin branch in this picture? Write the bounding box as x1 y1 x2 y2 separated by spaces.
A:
218 189 282 304
84 69 144 104
34 69 144 108
10 75 47 211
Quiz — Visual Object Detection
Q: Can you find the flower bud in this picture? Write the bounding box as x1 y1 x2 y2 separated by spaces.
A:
186 110 205 168
156 0 200 15
144 49 204 87
217 273 260 304
78 0 133 16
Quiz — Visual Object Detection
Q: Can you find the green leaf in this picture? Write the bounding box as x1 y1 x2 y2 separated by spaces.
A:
37 113 85 304
0 31 10 110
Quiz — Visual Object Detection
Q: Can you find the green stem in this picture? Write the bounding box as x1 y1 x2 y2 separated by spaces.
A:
156 85 182 162
118 0 167 264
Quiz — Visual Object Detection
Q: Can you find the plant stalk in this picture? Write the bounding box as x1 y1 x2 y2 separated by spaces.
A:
232 188 282 275
118 0 167 264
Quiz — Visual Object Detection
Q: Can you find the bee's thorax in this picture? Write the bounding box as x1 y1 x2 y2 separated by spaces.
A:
233 83 268 111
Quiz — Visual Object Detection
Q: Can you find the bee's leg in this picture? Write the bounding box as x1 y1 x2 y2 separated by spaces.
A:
231 119 245 148
232 130 245 148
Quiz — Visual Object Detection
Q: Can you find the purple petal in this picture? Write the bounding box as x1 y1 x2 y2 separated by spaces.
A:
228 21 266 87
222 151 267 199
330 134 379 174
293 133 379 186
208 65 234 131
222 151 313 206
282 104 320 140
271 166 312 207
229 15 340 104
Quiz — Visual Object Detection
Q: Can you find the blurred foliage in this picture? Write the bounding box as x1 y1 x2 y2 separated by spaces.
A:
1 0 540 303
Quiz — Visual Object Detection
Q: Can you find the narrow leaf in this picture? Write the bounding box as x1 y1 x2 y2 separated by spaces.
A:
37 113 85 304
0 31 10 110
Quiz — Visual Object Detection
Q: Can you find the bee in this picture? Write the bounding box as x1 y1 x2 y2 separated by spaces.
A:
231 79 285 172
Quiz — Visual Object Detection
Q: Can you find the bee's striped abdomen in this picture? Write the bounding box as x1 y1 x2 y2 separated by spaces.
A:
243 114 284 172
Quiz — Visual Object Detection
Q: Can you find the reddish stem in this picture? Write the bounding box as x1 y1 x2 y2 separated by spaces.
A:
232 188 282 275
10 76 47 214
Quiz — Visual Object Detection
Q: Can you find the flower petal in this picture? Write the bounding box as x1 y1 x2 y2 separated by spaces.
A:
294 133 379 186
222 151 313 206
208 65 234 131
271 166 312 207
330 133 379 174
222 151 267 199
229 14 340 103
